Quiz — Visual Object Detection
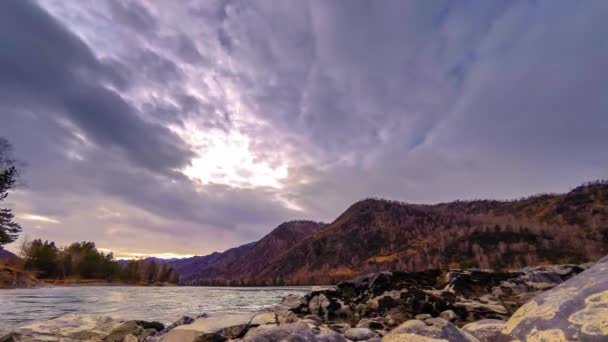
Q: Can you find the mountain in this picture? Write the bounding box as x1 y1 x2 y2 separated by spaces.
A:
177 181 608 285
177 220 325 285
0 247 19 262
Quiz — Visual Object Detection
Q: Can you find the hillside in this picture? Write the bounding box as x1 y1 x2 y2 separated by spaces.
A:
177 220 325 285
177 181 608 285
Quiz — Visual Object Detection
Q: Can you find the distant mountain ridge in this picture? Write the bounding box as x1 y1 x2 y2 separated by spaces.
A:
0 247 19 262
167 181 608 285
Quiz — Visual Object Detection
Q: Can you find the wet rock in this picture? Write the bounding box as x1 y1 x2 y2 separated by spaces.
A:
344 327 378 341
242 322 345 342
383 319 478 342
498 255 608 341
461 319 506 342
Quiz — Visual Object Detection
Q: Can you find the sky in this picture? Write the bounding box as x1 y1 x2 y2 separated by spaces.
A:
1 0 607 258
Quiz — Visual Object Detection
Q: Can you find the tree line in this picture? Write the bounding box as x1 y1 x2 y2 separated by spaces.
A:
21 239 178 284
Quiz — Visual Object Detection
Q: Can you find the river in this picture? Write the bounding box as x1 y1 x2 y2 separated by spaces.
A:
0 286 310 333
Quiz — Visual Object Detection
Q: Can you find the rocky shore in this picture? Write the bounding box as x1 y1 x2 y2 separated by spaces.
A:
2 255 607 342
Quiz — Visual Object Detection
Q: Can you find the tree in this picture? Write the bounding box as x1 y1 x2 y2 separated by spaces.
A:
0 138 22 247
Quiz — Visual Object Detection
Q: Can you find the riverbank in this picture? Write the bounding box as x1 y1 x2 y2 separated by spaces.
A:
3 255 607 341
0 265 38 289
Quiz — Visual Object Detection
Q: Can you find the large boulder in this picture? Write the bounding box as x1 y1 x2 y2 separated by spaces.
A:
498 255 608 341
382 318 478 342
160 314 253 342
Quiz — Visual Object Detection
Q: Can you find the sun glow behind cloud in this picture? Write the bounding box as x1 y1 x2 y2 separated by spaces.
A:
18 214 61 224
171 123 288 189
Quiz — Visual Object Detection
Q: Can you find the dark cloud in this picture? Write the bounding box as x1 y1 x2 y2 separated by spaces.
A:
0 0 192 174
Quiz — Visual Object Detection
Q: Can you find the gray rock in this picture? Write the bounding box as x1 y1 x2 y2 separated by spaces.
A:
383 319 478 342
498 255 608 341
461 319 506 342
344 328 378 341
414 314 431 320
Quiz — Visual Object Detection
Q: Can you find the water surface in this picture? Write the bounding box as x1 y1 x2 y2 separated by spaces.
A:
0 286 310 333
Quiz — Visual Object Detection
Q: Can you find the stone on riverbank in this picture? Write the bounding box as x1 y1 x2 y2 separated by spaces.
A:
383 318 478 342
0 314 163 342
461 319 506 342
497 255 608 341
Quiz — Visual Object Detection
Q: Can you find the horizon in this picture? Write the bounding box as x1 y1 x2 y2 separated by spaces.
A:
5 179 603 260
1 0 607 259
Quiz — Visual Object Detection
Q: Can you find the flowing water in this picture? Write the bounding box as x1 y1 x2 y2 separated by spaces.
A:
0 286 311 333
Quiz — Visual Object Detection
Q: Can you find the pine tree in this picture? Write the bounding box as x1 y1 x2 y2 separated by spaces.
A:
0 138 22 247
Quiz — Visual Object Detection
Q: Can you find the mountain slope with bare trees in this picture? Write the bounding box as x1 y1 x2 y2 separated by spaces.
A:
177 181 608 285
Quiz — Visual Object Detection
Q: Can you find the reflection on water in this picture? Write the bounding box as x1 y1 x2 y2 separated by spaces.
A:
0 286 310 333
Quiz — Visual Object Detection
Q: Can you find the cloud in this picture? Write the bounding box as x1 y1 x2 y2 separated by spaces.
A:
18 214 61 224
1 0 606 256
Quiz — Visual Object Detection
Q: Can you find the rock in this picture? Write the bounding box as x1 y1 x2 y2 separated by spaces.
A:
276 310 299 325
309 293 331 317
160 314 253 342
344 328 378 341
461 319 506 342
136 320 164 332
414 314 431 320
122 334 138 342
242 322 345 342
383 319 478 342
6 315 135 342
106 320 144 341
192 333 228 342
356 318 384 330
158 316 195 335
277 294 304 311
250 312 277 326
329 323 351 334
439 310 457 321
303 314 323 325
498 255 608 341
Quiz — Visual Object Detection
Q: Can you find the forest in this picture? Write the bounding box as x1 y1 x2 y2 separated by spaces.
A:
19 239 178 284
